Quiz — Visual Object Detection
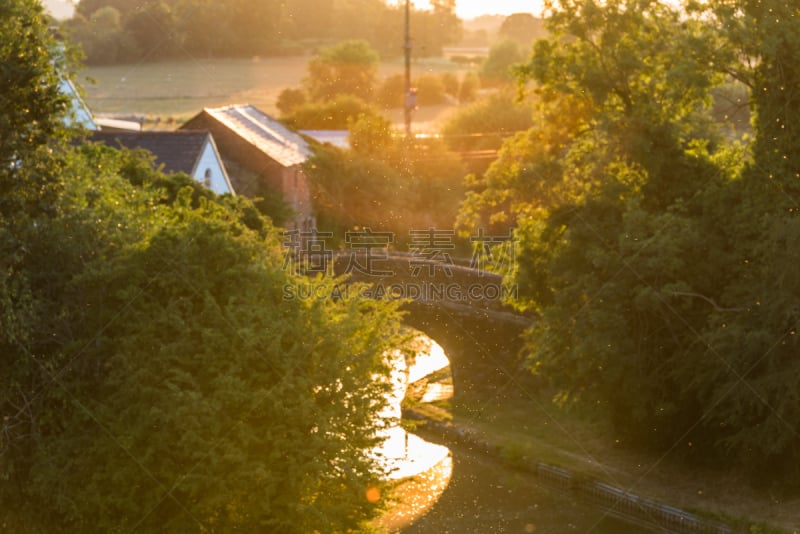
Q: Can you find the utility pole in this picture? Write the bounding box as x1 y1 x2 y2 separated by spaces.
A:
403 0 415 139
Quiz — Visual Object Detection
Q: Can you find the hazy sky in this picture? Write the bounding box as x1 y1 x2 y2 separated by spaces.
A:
45 0 544 22
42 0 75 19
416 0 545 19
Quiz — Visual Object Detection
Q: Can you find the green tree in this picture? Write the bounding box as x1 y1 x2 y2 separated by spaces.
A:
1 5 409 526
440 72 459 99
458 0 800 476
462 0 800 484
67 0 458 63
479 39 524 87
65 6 133 64
330 0 394 53
414 73 448 105
409 1 463 57
306 132 465 244
376 73 405 108
349 113 394 157
2 143 404 531
0 0 69 218
122 1 181 60
498 13 546 45
276 87 308 116
442 89 534 154
176 0 235 58
71 0 285 61
282 94 380 130
304 40 380 101
283 0 335 40
225 0 283 55
376 72 459 108
701 0 800 185
1 3 73 448
458 71 480 103
681 0 800 477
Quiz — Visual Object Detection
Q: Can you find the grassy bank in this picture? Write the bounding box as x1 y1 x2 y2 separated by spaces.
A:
404 380 799 533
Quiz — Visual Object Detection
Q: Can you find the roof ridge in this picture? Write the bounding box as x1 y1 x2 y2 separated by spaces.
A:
238 106 300 148
93 130 208 136
202 104 312 167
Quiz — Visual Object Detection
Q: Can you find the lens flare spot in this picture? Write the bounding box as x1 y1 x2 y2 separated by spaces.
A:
366 486 381 503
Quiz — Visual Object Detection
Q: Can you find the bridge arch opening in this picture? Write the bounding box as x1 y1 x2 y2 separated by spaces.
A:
372 327 454 529
402 329 454 407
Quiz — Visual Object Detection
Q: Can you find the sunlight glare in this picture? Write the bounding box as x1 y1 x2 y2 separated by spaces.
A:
403 0 545 19
373 344 451 480
407 338 450 384
379 426 451 480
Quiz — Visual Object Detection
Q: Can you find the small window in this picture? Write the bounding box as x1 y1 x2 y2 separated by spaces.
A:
203 168 212 187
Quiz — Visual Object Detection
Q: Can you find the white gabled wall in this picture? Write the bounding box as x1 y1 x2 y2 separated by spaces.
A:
59 78 98 131
193 138 235 195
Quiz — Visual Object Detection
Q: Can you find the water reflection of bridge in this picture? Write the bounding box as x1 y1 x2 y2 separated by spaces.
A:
333 252 533 397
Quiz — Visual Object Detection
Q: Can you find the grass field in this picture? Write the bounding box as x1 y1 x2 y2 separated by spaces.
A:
80 55 471 129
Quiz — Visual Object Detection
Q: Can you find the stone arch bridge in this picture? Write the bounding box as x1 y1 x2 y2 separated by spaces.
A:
330 252 534 398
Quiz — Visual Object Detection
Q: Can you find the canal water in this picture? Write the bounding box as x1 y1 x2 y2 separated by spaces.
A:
380 334 647 534
399 442 645 534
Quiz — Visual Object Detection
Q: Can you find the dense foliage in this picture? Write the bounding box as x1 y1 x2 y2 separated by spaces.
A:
441 89 535 162
1 4 404 530
278 40 469 129
305 115 466 246
63 0 461 65
306 40 381 102
275 41 384 129
478 39 526 87
0 0 70 218
461 0 800 483
497 12 547 45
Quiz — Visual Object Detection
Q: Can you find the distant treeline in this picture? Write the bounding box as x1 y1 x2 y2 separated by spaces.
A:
63 0 462 64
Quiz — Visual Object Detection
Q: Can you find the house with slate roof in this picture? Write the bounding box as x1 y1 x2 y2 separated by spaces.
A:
181 105 315 229
89 131 234 195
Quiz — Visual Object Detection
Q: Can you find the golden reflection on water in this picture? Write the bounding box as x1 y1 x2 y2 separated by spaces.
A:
374 332 454 531
375 454 454 533
407 338 450 383
380 427 451 480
